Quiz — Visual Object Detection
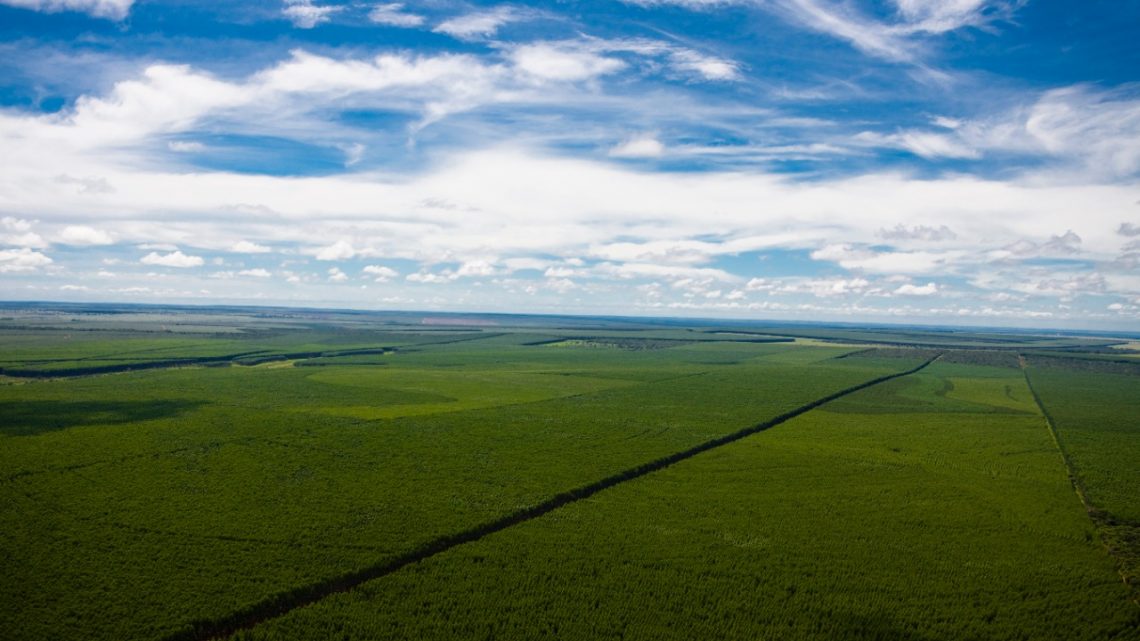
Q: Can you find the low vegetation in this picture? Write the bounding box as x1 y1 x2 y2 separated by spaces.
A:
0 306 1135 641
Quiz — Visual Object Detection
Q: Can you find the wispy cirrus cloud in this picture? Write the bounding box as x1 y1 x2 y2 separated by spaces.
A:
630 0 1024 63
853 84 1140 177
0 0 133 20
433 6 529 41
368 2 425 28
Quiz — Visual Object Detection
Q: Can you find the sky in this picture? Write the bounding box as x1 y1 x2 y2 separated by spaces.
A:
0 0 1138 330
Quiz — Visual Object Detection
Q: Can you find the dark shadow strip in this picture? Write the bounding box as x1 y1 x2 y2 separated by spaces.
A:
163 354 941 641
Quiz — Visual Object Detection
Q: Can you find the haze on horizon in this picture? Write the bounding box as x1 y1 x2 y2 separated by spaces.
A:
0 0 1138 331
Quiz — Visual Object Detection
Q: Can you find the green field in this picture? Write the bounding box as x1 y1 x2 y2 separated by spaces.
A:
1 304 1137 640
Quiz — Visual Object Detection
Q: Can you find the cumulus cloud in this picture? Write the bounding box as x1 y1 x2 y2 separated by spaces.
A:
0 217 46 248
282 0 341 28
795 277 873 297
314 240 356 261
363 265 399 281
456 260 497 277
1 217 33 232
997 230 1082 258
140 250 204 268
231 240 271 253
368 3 424 27
58 225 113 245
407 270 454 284
239 268 272 278
0 247 53 272
0 0 133 20
327 267 348 282
894 282 939 296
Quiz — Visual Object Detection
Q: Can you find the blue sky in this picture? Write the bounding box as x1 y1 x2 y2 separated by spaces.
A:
0 0 1138 329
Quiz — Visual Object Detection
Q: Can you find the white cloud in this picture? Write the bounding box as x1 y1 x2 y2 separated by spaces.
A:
543 266 582 278
760 0 1022 63
0 33 1136 328
1 218 47 249
811 244 953 274
1 217 34 232
231 240 272 253
167 141 205 152
622 0 732 7
932 115 963 129
995 230 1082 259
339 142 366 167
434 6 522 41
1 232 47 248
609 134 666 158
866 85 1140 177
772 0 916 62
1019 85 1140 177
596 262 739 282
509 43 625 82
58 225 113 245
892 0 1016 34
407 271 454 284
854 130 980 159
140 250 204 268
363 265 399 281
327 267 348 282
793 277 873 298
879 224 957 242
282 0 341 28
0 247 52 272
55 175 114 194
239 268 272 278
668 49 740 81
894 282 939 296
314 240 356 261
456 260 497 277
368 3 425 27
0 0 133 20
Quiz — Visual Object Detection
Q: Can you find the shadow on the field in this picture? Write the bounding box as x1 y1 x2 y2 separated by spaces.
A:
0 399 204 437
